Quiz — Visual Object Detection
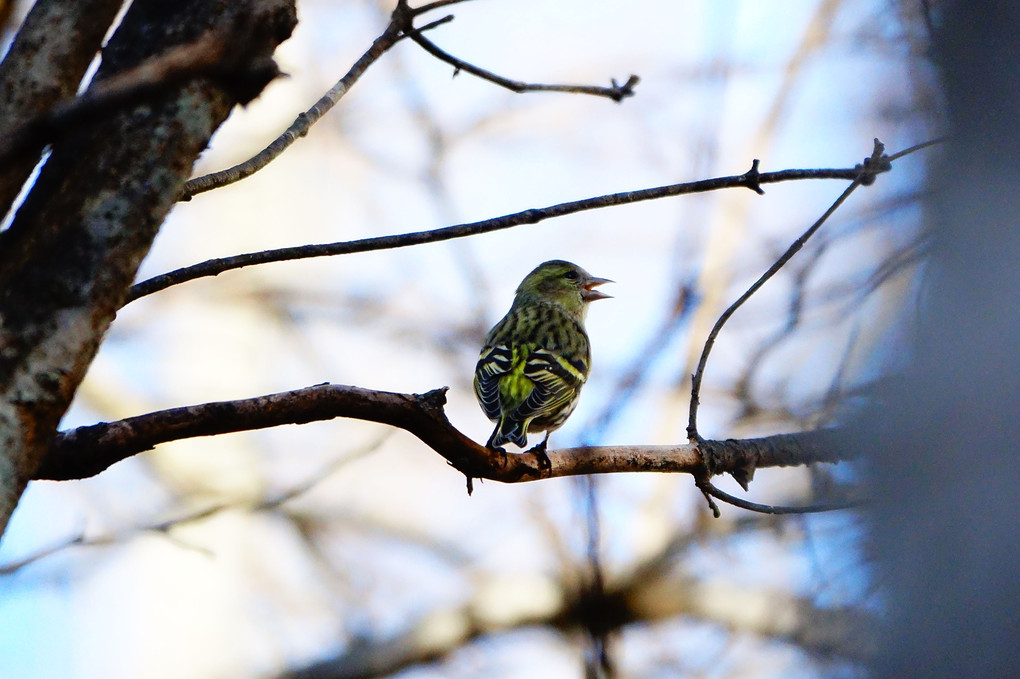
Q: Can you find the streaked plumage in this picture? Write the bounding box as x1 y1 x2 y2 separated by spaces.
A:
474 260 611 453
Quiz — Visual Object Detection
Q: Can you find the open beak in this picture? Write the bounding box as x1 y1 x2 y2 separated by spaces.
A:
582 276 613 302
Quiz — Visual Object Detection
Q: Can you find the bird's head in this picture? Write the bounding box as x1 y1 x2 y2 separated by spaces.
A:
515 260 613 318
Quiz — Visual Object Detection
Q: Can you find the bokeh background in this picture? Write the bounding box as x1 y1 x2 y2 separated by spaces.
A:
0 1 936 677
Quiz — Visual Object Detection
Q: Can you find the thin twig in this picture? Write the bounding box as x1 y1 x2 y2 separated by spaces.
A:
181 18 410 199
687 140 894 442
886 136 944 162
128 164 862 304
181 0 640 199
3 434 391 575
697 479 863 515
407 28 639 102
731 233 833 418
684 138 944 516
0 533 87 575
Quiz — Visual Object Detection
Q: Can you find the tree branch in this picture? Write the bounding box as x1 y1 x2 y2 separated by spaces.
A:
0 0 299 537
405 21 640 102
697 479 862 516
179 11 413 200
398 0 637 101
687 139 893 442
36 383 853 490
128 163 864 304
181 0 638 200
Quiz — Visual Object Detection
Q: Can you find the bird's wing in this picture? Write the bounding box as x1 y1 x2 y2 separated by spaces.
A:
474 344 513 421
511 347 586 424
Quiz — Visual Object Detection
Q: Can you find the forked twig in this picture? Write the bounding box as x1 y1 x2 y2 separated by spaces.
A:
182 0 640 199
696 479 864 517
687 139 892 443
685 137 946 516
407 27 639 102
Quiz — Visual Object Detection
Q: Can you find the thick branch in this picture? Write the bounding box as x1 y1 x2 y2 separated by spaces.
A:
128 164 862 304
37 383 852 485
0 0 298 536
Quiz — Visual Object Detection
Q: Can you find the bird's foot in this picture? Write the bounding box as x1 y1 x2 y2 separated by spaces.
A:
526 438 552 472
486 444 510 465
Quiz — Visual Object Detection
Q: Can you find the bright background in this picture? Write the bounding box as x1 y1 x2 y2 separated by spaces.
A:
0 1 934 677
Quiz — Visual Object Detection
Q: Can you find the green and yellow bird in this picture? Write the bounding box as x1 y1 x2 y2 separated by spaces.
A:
474 260 612 458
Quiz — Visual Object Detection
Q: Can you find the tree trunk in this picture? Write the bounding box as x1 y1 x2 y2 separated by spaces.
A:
0 0 297 536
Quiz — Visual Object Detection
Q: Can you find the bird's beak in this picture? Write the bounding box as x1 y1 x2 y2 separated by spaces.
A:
582 276 613 302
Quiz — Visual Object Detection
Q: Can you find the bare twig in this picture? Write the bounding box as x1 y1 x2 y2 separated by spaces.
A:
36 383 852 489
697 479 863 515
407 27 639 102
682 138 946 516
687 140 893 443
181 0 639 199
180 16 411 200
0 533 88 575
886 137 945 162
128 163 862 304
399 0 637 102
732 188 931 420
4 434 390 575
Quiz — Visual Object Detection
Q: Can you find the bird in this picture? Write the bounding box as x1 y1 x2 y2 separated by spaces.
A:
474 260 611 466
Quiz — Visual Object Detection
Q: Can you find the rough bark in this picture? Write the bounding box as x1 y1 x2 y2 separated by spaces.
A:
0 0 126 214
0 0 297 536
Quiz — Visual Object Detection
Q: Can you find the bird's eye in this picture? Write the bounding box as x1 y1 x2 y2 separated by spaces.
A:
564 270 579 280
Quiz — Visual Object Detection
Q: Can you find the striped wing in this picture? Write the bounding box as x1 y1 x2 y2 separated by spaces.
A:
474 344 513 421
511 347 586 427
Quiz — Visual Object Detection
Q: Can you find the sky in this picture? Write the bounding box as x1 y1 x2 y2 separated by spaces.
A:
0 1 933 677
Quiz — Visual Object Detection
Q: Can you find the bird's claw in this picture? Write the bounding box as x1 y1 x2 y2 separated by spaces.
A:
526 439 552 472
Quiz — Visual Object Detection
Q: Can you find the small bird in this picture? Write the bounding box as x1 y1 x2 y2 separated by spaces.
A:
474 260 611 464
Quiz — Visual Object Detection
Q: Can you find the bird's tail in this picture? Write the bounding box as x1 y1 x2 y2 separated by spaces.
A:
487 418 528 449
